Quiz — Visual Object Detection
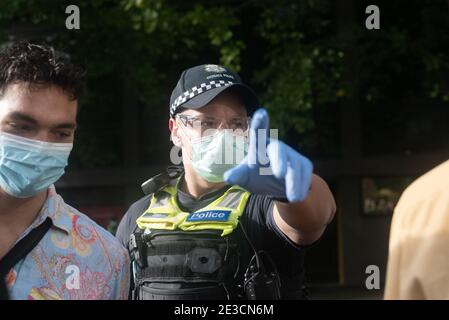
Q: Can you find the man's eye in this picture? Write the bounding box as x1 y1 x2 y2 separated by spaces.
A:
202 119 217 129
190 119 202 128
231 120 246 130
55 131 72 138
8 122 31 131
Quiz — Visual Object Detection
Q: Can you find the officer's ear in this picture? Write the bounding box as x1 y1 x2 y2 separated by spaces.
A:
169 117 182 148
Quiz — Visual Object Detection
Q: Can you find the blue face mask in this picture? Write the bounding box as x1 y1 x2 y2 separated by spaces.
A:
0 132 73 198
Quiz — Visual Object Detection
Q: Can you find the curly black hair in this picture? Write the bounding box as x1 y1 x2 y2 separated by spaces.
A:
0 42 84 100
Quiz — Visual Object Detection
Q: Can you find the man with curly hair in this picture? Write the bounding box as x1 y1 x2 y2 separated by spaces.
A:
0 42 129 300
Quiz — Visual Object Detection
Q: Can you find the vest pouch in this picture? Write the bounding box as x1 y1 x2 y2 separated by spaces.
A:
135 232 239 284
137 283 230 300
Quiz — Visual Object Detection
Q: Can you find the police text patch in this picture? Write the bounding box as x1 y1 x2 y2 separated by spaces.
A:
186 210 231 222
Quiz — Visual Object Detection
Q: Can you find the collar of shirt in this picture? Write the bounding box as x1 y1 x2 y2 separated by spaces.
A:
28 185 71 235
177 180 230 212
12 185 70 249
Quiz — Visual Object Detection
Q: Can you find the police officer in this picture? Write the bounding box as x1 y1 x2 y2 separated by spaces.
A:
116 64 336 300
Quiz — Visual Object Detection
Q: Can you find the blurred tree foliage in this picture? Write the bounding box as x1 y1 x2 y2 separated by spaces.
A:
249 0 344 156
355 0 449 155
1 0 449 166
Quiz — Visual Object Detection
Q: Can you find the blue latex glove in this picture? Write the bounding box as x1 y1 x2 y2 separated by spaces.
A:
224 108 313 203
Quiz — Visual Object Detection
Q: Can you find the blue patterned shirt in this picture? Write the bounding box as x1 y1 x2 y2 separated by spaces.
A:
5 185 130 300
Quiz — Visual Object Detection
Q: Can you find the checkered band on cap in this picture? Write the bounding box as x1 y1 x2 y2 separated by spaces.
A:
170 80 234 117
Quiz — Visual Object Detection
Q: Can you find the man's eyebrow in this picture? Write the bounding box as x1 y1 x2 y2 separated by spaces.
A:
6 111 38 124
6 111 77 130
53 123 77 130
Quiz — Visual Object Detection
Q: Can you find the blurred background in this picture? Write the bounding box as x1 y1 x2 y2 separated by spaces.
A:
2 0 449 299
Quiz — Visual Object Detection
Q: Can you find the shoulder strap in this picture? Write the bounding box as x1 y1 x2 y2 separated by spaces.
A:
0 274 8 300
0 217 52 277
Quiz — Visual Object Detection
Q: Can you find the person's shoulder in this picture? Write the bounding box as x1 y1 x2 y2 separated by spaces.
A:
76 209 125 245
116 193 152 247
398 159 449 208
246 193 274 207
128 194 152 213
242 193 275 227
393 159 449 231
245 193 274 213
123 194 152 223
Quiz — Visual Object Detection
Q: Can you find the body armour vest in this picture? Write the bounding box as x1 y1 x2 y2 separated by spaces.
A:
129 176 253 300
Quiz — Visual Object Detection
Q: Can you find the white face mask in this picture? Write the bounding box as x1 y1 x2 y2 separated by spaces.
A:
179 125 248 183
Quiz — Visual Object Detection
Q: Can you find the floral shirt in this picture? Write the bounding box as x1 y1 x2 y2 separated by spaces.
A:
5 185 130 300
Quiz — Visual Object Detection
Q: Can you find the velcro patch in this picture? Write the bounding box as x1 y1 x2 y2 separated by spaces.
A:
186 210 231 222
144 213 169 219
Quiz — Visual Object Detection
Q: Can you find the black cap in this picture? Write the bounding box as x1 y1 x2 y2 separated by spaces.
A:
169 64 259 118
